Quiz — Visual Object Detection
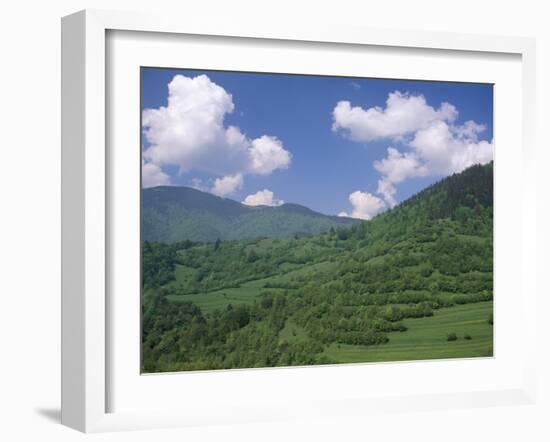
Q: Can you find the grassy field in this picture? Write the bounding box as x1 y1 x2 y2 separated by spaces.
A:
163 253 493 363
166 260 338 313
166 264 197 289
166 265 493 364
166 276 278 312
323 301 493 363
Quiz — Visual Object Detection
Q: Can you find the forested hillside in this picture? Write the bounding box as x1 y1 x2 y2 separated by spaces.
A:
141 162 494 372
142 186 359 243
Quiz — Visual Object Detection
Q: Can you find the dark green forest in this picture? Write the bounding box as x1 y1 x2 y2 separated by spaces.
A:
141 162 494 372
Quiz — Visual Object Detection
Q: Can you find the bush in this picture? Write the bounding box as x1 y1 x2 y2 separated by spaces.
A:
447 332 457 342
464 334 472 340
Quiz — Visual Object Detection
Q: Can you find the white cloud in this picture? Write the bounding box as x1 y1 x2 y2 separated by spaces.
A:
372 122 493 206
332 91 457 142
189 177 208 192
242 189 284 207
142 74 291 189
409 120 493 175
374 147 429 207
142 160 170 188
248 136 292 175
341 191 386 220
211 173 243 197
452 120 486 141
333 90 493 207
376 179 398 208
374 147 429 184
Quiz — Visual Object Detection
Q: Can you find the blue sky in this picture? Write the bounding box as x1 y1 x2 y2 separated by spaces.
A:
141 67 493 219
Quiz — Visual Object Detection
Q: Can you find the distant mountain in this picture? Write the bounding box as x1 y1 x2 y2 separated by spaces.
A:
142 186 359 242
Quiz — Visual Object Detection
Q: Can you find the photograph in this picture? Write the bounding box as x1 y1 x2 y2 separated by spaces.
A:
1 0 544 438
140 67 494 373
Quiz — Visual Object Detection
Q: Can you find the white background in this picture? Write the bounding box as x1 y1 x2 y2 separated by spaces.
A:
0 1 548 441
109 30 524 414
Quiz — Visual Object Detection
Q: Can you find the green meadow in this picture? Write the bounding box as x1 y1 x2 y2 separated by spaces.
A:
323 301 493 363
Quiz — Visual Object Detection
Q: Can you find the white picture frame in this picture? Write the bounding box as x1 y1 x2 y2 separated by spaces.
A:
61 9 538 433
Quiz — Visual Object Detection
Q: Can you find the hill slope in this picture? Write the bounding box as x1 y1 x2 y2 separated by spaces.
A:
142 186 359 242
142 162 493 372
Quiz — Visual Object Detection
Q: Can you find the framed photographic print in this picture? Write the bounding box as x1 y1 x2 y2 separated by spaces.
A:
61 9 538 433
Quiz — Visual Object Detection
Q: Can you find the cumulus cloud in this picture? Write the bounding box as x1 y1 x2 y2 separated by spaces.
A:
142 74 291 189
340 191 386 220
372 121 493 206
409 120 493 175
452 120 486 141
242 189 284 207
189 177 208 192
374 147 429 207
332 91 457 142
248 136 291 175
376 179 398 208
374 147 429 184
142 159 170 188
211 173 243 197
333 91 493 207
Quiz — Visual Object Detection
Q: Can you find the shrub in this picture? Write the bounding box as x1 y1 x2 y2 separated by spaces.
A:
447 332 457 342
464 334 472 340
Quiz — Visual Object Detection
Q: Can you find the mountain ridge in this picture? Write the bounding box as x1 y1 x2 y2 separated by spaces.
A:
142 162 493 244
142 185 359 243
